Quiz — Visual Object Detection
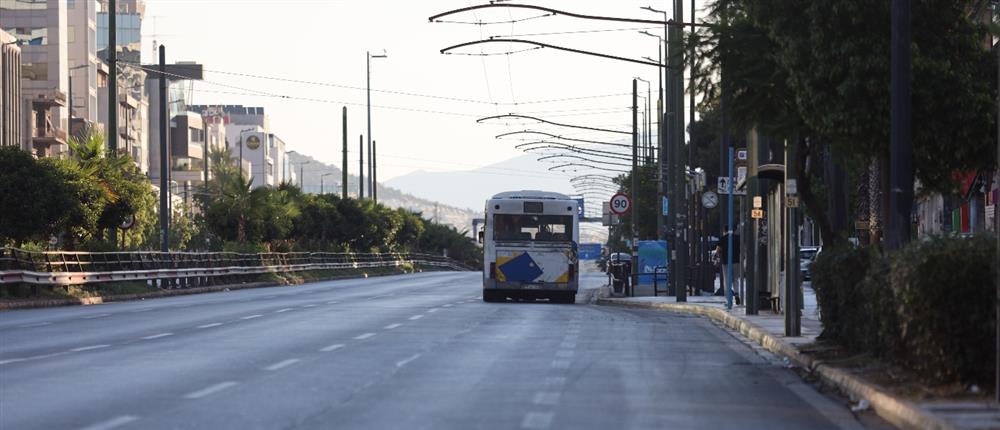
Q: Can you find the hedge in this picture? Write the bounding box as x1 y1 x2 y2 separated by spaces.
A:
812 235 997 387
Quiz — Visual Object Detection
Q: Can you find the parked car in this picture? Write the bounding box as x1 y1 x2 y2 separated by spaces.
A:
800 246 821 280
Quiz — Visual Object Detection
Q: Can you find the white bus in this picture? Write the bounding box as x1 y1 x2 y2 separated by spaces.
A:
481 191 579 303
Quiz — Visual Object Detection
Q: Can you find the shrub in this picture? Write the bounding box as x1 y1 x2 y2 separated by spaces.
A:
890 235 996 385
813 235 997 388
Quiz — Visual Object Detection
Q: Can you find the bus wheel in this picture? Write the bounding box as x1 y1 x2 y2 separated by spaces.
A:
483 290 503 303
555 292 576 304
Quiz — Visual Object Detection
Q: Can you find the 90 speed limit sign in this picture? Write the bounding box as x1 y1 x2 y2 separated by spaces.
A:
609 192 632 215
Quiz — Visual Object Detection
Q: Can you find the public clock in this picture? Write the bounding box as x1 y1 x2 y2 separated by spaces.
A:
702 191 719 209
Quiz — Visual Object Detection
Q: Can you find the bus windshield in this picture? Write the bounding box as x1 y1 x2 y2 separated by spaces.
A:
493 214 574 242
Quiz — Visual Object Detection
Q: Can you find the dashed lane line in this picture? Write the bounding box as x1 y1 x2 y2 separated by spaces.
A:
264 359 300 371
0 358 26 365
354 333 376 340
385 323 402 330
275 308 294 313
427 308 440 313
82 313 111 320
442 304 453 308
320 344 345 352
521 412 554 429
240 314 263 320
395 353 421 368
140 333 173 340
17 322 51 328
533 391 561 406
408 315 424 321
183 381 239 399
70 344 111 352
326 300 339 304
197 323 223 329
550 359 571 369
302 304 318 308
79 415 139 430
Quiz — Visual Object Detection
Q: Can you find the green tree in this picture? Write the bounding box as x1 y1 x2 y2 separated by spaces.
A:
0 147 77 246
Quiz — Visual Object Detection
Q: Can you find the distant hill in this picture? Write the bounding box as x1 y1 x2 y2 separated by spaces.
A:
385 154 575 211
286 153 480 235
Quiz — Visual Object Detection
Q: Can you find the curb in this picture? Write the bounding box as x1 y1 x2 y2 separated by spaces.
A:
595 295 956 430
0 268 421 311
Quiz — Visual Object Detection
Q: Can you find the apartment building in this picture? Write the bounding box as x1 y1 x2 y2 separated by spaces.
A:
1 0 69 157
0 29 21 148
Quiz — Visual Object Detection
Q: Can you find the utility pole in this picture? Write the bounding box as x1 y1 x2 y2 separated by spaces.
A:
158 44 168 253
994 30 998 406
373 140 378 203
631 78 639 298
107 0 117 156
673 0 688 302
342 106 348 200
887 0 913 250
358 134 364 198
785 139 801 336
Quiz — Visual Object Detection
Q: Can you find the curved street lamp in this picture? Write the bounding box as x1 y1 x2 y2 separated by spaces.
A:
547 163 628 174
477 113 630 135
538 154 632 168
497 130 630 149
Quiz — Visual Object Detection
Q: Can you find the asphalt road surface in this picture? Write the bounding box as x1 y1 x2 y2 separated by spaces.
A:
1 272 882 430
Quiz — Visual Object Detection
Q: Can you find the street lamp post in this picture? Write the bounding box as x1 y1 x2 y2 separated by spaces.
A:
299 160 311 192
367 50 387 199
237 128 254 180
321 173 332 195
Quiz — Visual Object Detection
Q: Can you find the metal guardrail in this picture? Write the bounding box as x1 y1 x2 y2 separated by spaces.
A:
0 248 473 286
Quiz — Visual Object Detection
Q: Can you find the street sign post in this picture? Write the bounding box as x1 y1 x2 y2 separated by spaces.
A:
609 193 632 215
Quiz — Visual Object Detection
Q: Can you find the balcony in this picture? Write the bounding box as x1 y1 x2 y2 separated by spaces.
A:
31 90 67 108
32 125 67 148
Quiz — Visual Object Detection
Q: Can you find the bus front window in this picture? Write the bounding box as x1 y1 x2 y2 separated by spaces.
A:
493 214 573 242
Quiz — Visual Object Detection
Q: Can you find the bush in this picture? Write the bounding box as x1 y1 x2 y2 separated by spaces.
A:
812 235 997 388
891 235 996 385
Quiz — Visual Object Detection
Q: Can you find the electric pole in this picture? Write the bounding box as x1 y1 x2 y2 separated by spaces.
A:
887 0 913 250
107 0 117 156
158 44 168 253
358 134 364 198
342 107 348 199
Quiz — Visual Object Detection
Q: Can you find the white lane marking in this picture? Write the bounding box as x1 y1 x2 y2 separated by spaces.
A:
427 308 440 313
395 353 421 368
240 314 263 320
24 352 67 361
302 304 318 308
197 323 223 329
385 323 402 330
18 322 51 328
559 342 576 349
0 358 26 365
71 344 111 352
326 300 339 304
555 350 575 358
442 304 453 308
320 344 345 352
550 359 571 369
130 307 154 313
543 376 567 387
521 412 554 429
184 381 238 399
408 315 423 321
140 332 173 340
264 358 300 371
80 415 139 430
274 308 294 313
354 333 376 340
533 391 561 406
83 313 111 320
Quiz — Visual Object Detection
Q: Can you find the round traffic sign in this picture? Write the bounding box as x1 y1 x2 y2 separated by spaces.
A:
609 193 631 215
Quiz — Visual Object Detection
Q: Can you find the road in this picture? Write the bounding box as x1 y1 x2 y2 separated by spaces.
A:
1 271 878 430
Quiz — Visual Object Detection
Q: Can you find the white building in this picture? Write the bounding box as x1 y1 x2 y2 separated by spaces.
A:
189 105 288 189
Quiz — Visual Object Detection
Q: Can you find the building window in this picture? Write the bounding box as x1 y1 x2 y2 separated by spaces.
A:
0 0 47 11
11 27 48 45
21 63 47 81
67 25 76 44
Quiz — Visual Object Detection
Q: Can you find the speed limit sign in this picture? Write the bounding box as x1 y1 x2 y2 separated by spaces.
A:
609 193 632 215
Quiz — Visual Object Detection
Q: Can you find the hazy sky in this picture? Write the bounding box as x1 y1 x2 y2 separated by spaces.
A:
143 0 708 186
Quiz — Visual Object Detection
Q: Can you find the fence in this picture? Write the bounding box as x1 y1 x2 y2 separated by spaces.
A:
0 248 472 286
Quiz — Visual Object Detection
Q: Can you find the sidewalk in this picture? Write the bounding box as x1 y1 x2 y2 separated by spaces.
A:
595 283 1000 430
